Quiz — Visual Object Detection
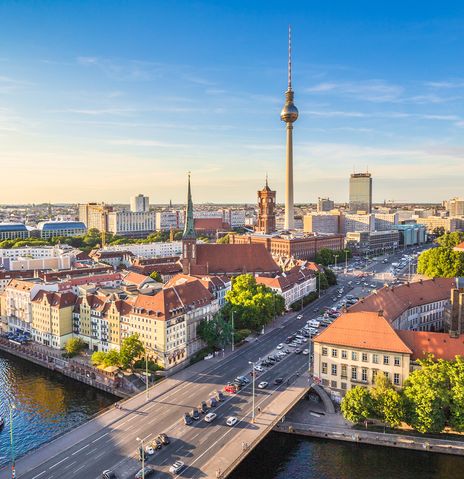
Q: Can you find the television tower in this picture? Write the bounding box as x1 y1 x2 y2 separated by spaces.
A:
280 26 299 230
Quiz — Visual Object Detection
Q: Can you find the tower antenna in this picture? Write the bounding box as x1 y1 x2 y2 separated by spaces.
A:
288 25 292 91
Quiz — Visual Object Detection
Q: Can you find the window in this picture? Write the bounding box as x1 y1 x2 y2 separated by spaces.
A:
331 348 338 358
331 364 337 376
383 355 390 365
322 347 328 356
322 362 327 374
372 369 378 381
341 364 347 378
341 350 347 359
362 353 368 362
362 368 368 382
394 373 400 386
331 380 337 389
322 379 329 386
351 367 357 380
352 351 358 361
384 371 389 380
341 382 347 390
394 356 400 366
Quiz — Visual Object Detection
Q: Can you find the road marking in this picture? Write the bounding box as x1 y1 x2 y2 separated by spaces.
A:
31 472 46 479
73 463 86 474
49 456 69 469
92 432 109 443
62 460 77 470
71 444 89 455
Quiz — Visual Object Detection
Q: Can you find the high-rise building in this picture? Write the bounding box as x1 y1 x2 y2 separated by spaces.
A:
317 197 334 212
349 172 372 213
130 194 150 213
280 27 298 230
303 212 340 235
78 203 113 232
447 198 464 217
256 177 276 234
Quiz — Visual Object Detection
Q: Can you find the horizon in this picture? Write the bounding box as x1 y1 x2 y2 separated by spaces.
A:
1 1 463 204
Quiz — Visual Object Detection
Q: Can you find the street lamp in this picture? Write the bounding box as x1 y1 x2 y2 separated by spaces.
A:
248 359 260 423
136 437 145 478
9 403 16 479
231 310 235 352
344 249 349 273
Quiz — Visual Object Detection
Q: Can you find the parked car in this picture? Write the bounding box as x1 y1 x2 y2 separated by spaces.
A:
205 412 217 423
158 433 170 445
294 349 302 354
237 375 250 384
274 377 283 385
183 412 193 425
297 314 303 320
102 471 116 479
200 401 209 413
224 383 237 393
254 365 264 372
152 438 162 449
209 397 218 408
145 446 155 455
226 416 238 427
302 349 309 355
214 390 225 401
258 381 268 389
191 408 200 420
169 461 185 474
276 343 284 349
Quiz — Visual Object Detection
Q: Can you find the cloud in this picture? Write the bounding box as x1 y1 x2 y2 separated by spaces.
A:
425 80 464 89
76 56 159 81
107 139 193 148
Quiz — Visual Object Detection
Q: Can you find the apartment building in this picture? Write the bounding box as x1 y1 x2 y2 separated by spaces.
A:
341 213 375 234
107 210 156 237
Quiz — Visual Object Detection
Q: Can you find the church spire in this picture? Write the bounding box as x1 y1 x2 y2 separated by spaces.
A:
182 172 196 239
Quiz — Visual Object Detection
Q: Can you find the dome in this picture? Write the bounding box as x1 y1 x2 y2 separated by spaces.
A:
280 103 299 123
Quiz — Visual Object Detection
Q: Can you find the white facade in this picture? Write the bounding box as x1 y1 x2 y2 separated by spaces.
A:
9 256 71 272
374 213 399 231
107 211 155 236
102 241 182 258
130 194 150 213
156 211 183 231
342 213 375 234
304 213 340 234
392 298 449 332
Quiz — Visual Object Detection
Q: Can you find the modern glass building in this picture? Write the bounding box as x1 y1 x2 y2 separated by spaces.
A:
0 223 29 240
38 221 87 239
349 172 372 213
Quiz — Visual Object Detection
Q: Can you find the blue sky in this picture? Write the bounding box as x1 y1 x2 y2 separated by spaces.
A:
1 0 463 204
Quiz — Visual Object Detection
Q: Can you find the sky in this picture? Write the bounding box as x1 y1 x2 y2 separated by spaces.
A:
0 0 463 205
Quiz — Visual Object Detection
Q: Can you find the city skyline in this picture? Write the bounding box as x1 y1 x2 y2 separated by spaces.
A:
1 1 464 204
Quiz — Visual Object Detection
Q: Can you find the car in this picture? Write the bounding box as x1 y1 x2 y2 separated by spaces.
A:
145 445 155 455
183 412 193 425
200 401 209 413
302 349 309 355
158 433 170 445
274 377 283 384
214 390 226 401
294 349 302 354
283 348 291 354
191 408 200 420
102 471 116 479
370 284 376 288
313 307 319 312
276 343 284 350
135 467 155 479
209 397 218 408
169 461 185 474
226 416 238 427
254 365 264 372
258 381 268 389
331 296 337 301
297 314 303 320
284 338 292 344
237 375 250 384
224 384 237 393
205 412 217 423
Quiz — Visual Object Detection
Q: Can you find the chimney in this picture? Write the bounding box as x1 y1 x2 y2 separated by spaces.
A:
378 309 384 317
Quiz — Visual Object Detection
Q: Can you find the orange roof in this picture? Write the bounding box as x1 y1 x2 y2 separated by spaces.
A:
194 218 228 230
397 330 464 361
191 244 279 275
32 290 77 308
314 311 412 354
256 267 314 292
349 278 455 322
454 242 464 251
123 271 154 287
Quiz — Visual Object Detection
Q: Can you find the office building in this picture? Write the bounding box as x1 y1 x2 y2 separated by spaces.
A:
107 211 155 238
341 213 375 234
349 172 372 213
130 194 150 213
78 203 113 232
447 198 464 217
345 230 400 255
317 197 334 212
38 221 87 239
374 213 398 231
0 223 29 241
303 213 340 235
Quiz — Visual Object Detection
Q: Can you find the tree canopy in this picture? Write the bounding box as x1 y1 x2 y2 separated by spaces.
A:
64 337 87 357
197 311 233 349
119 334 145 369
341 386 373 423
314 248 351 267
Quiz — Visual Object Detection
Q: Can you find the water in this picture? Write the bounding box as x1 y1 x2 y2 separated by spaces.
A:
2 351 464 478
230 432 464 479
0 350 117 467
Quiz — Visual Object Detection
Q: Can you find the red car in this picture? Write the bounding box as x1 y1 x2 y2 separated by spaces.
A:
224 384 237 393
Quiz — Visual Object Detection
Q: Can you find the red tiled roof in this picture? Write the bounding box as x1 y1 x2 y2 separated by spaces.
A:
256 267 314 292
123 271 154 287
349 278 455 322
397 330 464 362
194 218 228 230
314 311 412 354
191 244 279 275
32 290 77 308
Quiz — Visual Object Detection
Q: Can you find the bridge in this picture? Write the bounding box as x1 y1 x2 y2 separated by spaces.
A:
0 312 316 479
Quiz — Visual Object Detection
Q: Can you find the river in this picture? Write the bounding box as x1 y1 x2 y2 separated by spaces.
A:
2 351 464 478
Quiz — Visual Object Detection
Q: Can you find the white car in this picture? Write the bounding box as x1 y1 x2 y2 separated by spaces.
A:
276 343 284 350
258 381 268 389
302 349 309 355
169 460 185 474
145 446 155 455
297 314 303 320
226 416 238 427
205 412 217 423
254 365 264 372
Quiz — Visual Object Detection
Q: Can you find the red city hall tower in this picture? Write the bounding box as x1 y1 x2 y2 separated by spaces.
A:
256 177 276 234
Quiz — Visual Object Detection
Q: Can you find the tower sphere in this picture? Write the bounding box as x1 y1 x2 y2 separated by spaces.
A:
280 102 299 123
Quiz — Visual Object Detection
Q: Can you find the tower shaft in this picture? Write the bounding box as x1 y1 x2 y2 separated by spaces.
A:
284 124 294 230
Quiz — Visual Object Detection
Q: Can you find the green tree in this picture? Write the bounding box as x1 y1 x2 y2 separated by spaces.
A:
64 337 87 356
417 247 464 278
341 386 374 424
448 356 464 431
315 271 329 290
149 271 163 283
197 312 233 349
103 349 121 367
403 357 450 433
119 334 145 369
370 375 404 428
91 351 107 366
436 232 464 249
315 248 351 267
323 268 337 286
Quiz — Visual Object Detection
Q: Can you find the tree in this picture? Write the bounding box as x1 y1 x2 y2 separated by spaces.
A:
417 247 464 278
341 386 374 424
448 356 464 431
64 337 87 356
370 375 404 428
197 312 233 349
103 349 121 367
149 271 163 283
436 232 464 249
323 268 337 286
315 271 329 290
224 274 285 331
315 248 351 267
91 351 107 366
403 357 450 433
119 334 145 369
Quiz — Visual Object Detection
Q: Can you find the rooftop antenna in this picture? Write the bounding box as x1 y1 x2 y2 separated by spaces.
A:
288 25 292 91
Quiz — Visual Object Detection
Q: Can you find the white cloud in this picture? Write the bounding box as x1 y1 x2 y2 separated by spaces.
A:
107 139 193 148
